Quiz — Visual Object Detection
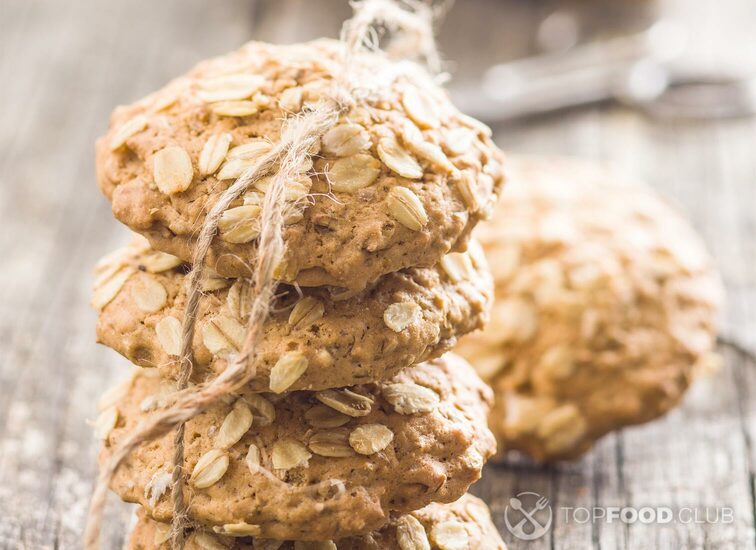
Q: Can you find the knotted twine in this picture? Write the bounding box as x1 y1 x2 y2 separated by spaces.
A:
83 1 444 548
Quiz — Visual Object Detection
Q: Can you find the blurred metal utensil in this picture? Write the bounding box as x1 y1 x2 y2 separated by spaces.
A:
451 19 756 122
616 59 756 119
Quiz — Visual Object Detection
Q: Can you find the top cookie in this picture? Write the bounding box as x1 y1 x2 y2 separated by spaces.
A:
128 493 507 549
95 39 505 290
455 157 722 461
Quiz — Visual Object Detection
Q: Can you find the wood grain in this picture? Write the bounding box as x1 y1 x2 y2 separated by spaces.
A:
0 1 754 549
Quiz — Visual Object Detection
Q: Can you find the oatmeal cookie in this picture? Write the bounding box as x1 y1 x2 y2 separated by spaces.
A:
94 237 492 392
100 354 495 541
456 157 722 461
127 494 506 549
95 39 505 290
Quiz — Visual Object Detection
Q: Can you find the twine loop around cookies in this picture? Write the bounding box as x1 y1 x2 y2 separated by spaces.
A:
84 1 443 548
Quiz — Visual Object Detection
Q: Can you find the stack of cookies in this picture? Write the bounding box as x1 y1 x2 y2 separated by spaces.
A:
91 39 507 549
456 157 722 462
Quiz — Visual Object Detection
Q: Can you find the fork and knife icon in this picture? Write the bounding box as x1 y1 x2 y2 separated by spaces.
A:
506 493 552 540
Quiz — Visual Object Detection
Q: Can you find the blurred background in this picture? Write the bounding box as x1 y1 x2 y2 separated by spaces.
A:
0 0 755 549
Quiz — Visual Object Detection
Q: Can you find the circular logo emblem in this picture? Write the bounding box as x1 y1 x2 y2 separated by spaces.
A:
504 491 553 540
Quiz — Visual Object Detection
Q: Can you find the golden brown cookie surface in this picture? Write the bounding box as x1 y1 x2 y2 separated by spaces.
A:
93 237 492 392
456 157 722 461
101 354 495 541
95 39 505 290
127 494 506 550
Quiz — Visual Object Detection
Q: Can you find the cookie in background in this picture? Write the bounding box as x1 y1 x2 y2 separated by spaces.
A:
456 156 723 462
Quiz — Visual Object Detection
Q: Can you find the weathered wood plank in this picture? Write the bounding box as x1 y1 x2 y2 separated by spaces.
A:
0 1 257 549
730 344 756 542
617 357 754 549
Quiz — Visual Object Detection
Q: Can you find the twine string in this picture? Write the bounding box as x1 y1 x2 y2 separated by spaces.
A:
83 2 441 548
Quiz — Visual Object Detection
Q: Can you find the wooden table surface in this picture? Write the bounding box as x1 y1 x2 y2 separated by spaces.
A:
0 1 754 549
